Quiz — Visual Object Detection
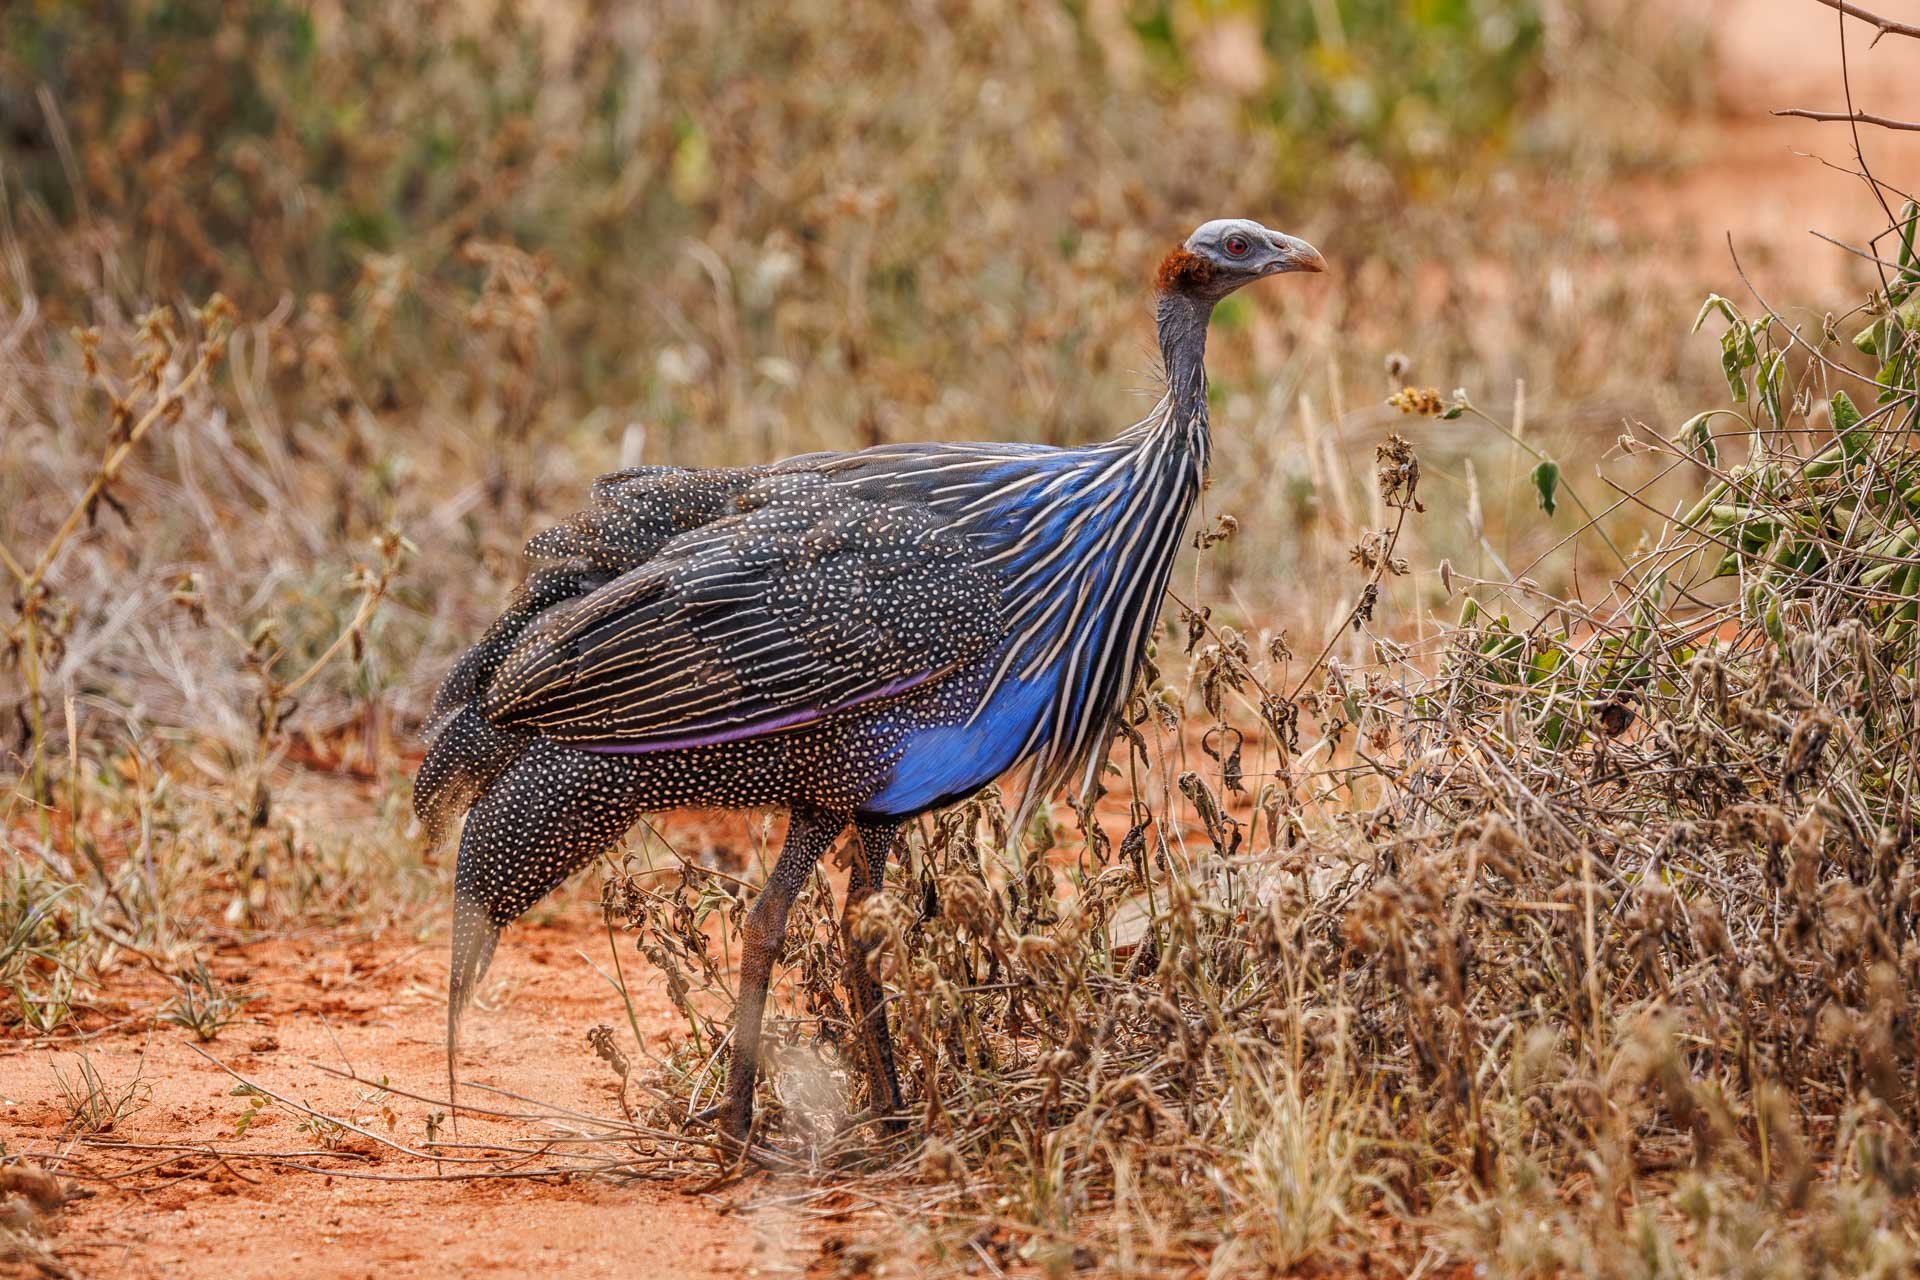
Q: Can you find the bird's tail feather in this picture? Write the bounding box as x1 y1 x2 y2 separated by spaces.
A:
414 703 523 845
446 887 500 1130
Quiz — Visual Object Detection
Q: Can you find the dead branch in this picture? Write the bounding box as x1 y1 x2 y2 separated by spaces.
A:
1810 0 1920 42
1775 108 1920 132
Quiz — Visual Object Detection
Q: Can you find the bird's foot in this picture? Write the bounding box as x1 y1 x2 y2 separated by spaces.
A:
869 1076 908 1137
692 1099 752 1146
867 1102 908 1139
845 1093 908 1141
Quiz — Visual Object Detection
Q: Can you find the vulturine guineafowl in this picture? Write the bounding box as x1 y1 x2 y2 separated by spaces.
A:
416 218 1325 1141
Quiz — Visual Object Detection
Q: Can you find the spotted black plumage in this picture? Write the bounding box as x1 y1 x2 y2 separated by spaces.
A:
417 218 1325 1140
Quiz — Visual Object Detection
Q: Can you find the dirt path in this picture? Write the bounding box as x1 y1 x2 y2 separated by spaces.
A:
1642 0 1920 302
2 916 824 1279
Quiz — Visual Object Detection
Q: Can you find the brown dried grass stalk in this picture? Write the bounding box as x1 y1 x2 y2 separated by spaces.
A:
586 202 1920 1274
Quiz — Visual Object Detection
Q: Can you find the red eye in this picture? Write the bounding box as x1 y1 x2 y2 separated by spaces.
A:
1224 235 1250 258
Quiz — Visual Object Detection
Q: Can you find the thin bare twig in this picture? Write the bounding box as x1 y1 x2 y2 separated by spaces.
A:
1808 0 1920 42
1775 108 1920 132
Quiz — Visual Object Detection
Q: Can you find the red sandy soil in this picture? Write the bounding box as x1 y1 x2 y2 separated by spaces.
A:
1 915 834 1279
6 5 1920 1277
1644 0 1920 302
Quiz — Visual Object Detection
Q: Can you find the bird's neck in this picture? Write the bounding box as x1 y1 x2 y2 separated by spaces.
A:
1155 290 1213 445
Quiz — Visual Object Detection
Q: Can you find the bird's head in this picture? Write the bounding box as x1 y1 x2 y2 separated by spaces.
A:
1155 218 1325 302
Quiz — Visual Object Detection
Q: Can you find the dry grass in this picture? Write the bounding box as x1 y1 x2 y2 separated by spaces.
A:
602 213 1919 1269
6 1 1920 1276
0 0 1704 1023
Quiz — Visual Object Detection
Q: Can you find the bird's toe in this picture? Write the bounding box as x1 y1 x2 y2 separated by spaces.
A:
694 1100 752 1145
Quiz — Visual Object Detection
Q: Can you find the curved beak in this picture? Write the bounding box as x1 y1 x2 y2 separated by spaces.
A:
1269 231 1326 275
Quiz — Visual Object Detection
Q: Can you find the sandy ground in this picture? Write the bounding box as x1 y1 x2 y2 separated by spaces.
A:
1 916 836 1279
1649 0 1920 302
6 4 1920 1277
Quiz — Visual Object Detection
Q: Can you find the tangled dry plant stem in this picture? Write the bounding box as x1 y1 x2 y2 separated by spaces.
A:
4 300 233 598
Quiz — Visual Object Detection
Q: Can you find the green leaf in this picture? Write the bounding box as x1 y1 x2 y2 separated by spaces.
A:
1690 293 1742 335
1674 411 1719 467
1832 390 1868 462
1530 459 1560 517
1756 350 1787 429
1831 390 1863 433
1897 199 1918 278
1722 328 1756 402
1855 319 1883 357
1694 294 1755 401
1526 646 1565 685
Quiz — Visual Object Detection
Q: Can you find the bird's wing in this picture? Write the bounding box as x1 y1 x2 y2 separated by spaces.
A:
474 471 1002 747
419 465 787 834
428 465 771 718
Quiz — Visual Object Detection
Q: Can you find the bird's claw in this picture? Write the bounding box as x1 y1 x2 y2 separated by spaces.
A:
692 1101 751 1145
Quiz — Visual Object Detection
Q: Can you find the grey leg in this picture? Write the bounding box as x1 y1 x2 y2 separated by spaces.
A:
847 816 905 1126
711 805 847 1141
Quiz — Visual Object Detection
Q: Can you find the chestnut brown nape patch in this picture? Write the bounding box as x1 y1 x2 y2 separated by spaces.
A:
1155 247 1215 295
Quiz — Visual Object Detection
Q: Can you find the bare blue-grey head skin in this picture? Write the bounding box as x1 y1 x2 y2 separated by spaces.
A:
1177 217 1329 298
1154 218 1326 415
417 217 1324 1143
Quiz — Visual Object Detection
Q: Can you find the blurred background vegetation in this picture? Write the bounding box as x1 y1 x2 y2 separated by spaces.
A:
0 0 1714 752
